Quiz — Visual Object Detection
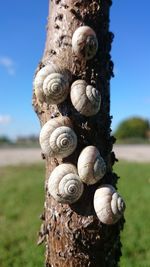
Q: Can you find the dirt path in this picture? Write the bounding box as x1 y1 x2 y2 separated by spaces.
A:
0 145 150 167
114 144 150 162
0 148 42 167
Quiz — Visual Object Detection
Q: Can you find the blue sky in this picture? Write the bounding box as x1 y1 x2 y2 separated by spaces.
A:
0 0 149 139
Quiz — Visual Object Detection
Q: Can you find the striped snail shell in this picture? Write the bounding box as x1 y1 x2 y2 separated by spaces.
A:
94 185 126 225
34 63 70 105
48 163 84 204
72 26 98 60
77 146 106 185
70 80 101 116
39 116 77 158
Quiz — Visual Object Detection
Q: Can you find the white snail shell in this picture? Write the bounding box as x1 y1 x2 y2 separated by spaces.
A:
77 146 106 185
94 185 125 225
72 26 98 60
34 63 70 104
39 116 77 158
70 80 101 116
48 163 84 204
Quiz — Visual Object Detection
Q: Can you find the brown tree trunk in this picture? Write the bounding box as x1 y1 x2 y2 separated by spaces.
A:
33 0 125 266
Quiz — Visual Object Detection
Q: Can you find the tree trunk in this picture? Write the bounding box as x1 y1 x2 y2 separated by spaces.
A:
33 0 125 266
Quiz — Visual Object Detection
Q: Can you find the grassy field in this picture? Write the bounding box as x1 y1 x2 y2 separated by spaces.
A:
115 162 150 267
0 164 45 267
0 162 150 266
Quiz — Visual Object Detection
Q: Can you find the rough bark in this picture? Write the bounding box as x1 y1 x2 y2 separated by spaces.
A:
33 0 125 266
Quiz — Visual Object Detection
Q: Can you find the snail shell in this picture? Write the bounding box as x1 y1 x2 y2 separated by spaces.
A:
94 185 125 225
70 80 101 116
77 146 106 185
72 26 98 60
39 116 77 158
48 163 84 204
34 63 70 104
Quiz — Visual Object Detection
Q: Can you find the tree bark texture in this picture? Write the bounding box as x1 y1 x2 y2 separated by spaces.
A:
33 0 125 266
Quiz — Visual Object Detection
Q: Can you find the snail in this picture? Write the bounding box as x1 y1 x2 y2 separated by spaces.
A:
34 63 71 105
77 146 106 185
48 163 84 204
94 185 125 225
72 26 98 60
70 80 101 116
39 116 77 158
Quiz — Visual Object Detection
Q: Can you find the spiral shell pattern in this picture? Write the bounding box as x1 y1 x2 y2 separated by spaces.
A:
94 185 125 225
48 163 84 204
77 146 106 185
43 72 69 104
39 116 77 158
72 26 98 60
34 63 70 104
70 80 101 116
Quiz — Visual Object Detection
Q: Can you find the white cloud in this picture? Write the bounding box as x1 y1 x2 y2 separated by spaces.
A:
0 56 16 75
0 115 12 125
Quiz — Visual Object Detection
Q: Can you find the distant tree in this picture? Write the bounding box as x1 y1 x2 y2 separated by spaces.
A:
115 117 150 140
0 136 12 145
16 135 39 146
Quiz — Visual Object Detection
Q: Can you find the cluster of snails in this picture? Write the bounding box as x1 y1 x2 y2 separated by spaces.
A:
34 26 101 116
34 25 125 225
40 117 107 204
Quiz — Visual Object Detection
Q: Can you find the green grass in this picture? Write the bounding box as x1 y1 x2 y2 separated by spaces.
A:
0 164 45 267
0 162 150 266
115 138 150 144
114 162 150 267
